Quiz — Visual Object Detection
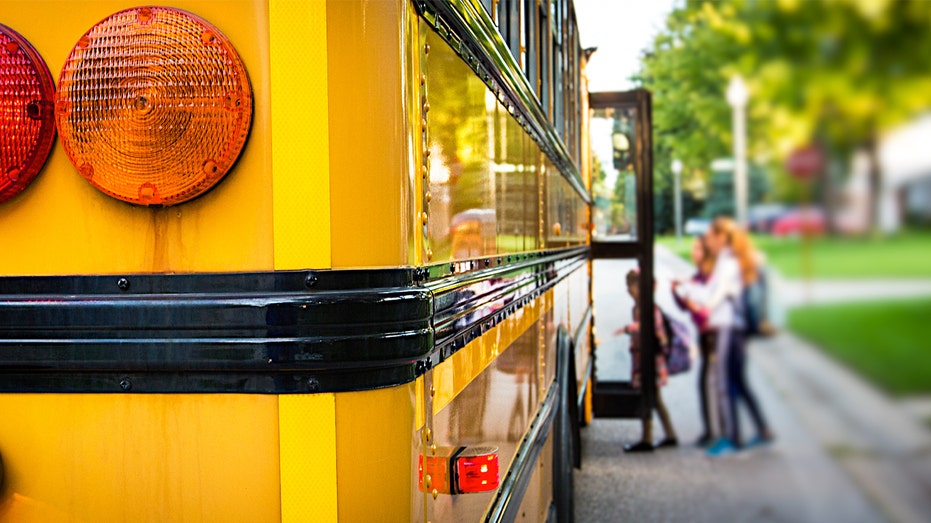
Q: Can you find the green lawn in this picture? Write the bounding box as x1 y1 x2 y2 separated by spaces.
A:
658 230 931 279
787 297 931 396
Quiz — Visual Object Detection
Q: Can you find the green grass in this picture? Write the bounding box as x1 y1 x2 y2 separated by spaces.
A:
787 297 931 396
658 230 931 279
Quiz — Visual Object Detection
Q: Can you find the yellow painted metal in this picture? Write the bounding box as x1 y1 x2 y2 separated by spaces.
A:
279 394 338 523
0 1 274 275
0 394 281 522
326 0 415 268
430 292 551 419
414 375 425 430
270 0 331 270
334 383 417 521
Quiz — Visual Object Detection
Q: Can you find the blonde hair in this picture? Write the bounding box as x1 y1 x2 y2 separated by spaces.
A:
696 236 716 276
710 217 757 284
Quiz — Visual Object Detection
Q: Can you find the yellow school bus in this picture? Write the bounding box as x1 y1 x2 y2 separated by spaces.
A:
0 0 599 521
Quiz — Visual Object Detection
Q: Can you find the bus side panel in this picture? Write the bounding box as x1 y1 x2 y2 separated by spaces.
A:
326 0 414 268
334 383 417 522
424 295 550 521
0 394 281 522
0 1 275 276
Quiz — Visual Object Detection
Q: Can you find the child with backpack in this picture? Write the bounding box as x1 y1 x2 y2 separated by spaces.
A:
672 236 720 447
616 269 678 452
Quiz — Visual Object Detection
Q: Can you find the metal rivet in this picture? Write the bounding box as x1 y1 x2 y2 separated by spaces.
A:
421 212 429 225
424 102 430 113
430 443 437 454
432 488 438 500
422 118 427 129
305 274 317 288
425 192 432 203
426 249 433 261
429 385 436 397
117 278 130 291
424 428 432 441
119 378 132 391
306 377 319 391
424 474 432 489
424 43 430 54
422 166 428 179
424 149 431 158
420 73 426 85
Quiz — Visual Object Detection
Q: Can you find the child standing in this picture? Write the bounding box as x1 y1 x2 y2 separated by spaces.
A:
616 269 678 453
672 236 719 447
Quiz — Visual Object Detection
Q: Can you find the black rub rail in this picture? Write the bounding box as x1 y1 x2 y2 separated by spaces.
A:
0 247 588 393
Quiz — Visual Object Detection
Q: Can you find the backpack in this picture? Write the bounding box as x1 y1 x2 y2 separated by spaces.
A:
659 310 692 375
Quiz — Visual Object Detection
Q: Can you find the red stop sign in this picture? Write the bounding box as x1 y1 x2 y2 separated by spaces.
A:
786 145 824 179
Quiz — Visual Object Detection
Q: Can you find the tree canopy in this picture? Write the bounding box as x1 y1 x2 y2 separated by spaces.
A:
637 0 931 230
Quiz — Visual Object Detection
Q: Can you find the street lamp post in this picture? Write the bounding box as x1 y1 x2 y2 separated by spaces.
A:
671 159 683 243
726 75 749 227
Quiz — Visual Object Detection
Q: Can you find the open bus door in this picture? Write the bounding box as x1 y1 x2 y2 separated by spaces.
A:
587 89 658 420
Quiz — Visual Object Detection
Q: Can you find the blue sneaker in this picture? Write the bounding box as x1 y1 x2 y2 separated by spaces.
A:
706 437 737 457
745 433 775 449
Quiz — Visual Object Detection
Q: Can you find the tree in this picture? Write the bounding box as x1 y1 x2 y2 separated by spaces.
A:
637 0 931 234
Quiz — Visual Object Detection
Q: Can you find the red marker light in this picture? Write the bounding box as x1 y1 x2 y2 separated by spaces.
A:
418 446 499 495
55 6 252 206
455 447 499 493
0 24 56 204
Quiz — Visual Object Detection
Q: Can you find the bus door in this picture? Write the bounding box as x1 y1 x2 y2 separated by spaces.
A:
587 89 657 419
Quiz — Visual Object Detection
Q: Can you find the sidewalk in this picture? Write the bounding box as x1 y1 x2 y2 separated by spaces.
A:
574 245 931 522
574 333 890 522
753 332 931 523
775 277 931 308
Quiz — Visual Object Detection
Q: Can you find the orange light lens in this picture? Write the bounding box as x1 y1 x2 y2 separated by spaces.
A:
0 24 56 204
417 454 451 494
55 6 252 206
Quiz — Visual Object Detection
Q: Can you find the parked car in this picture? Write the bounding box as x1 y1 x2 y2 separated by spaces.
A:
748 203 789 233
684 217 711 236
771 208 826 236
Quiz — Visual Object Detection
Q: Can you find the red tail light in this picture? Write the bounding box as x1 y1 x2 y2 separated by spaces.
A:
418 446 499 495
0 24 56 204
55 6 252 206
455 447 500 493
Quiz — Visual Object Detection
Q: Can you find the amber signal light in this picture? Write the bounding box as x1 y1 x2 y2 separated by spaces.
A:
55 6 253 206
0 24 56 205
418 446 499 496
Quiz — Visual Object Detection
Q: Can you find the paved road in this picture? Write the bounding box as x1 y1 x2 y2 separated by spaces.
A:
575 248 931 523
